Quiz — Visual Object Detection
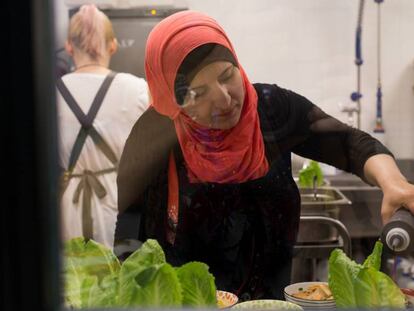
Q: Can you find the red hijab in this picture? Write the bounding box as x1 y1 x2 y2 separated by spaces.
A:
145 10 269 184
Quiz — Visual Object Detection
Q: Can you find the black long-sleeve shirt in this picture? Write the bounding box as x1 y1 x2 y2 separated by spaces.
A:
116 83 392 299
118 83 391 212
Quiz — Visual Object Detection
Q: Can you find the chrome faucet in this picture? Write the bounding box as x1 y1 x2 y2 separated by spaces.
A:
340 101 360 129
313 175 318 200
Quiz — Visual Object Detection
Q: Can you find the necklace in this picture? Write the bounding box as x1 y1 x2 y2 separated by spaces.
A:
74 63 105 71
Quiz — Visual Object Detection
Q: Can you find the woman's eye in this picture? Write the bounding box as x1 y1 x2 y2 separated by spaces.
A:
193 91 204 99
187 90 204 100
220 67 234 82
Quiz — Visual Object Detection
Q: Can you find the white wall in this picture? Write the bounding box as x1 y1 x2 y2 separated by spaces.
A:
54 0 414 158
186 0 414 159
54 0 70 49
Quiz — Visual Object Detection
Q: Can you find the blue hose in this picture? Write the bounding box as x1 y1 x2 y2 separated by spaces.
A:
350 0 365 130
355 26 363 66
374 85 385 133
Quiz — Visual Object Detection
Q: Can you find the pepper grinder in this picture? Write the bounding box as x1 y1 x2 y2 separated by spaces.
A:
381 208 414 255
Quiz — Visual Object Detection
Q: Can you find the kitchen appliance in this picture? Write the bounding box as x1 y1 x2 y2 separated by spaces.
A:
68 6 187 78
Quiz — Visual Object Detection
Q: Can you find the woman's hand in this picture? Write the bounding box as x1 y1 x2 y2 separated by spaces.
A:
380 177 414 224
363 154 414 224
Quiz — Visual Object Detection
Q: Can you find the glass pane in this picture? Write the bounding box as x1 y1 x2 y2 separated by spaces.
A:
53 1 414 309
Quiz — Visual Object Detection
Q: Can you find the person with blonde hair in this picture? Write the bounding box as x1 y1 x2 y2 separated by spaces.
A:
56 4 149 248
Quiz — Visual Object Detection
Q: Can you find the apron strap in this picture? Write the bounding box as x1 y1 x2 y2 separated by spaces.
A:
56 71 118 239
56 71 118 172
71 168 116 239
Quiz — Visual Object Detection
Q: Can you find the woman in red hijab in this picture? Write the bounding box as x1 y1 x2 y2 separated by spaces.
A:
117 10 414 300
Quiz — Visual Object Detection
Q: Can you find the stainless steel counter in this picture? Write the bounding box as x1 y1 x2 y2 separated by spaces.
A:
324 174 380 238
291 159 413 282
323 159 414 238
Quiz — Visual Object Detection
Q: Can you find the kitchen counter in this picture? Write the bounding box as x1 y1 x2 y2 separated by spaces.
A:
292 159 413 282
322 159 414 238
326 158 414 185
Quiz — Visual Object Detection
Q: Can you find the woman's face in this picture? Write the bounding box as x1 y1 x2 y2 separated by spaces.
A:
181 61 245 129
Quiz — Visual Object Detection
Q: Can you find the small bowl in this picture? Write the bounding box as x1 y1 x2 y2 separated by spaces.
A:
401 288 414 306
231 299 303 310
284 282 335 309
216 290 239 309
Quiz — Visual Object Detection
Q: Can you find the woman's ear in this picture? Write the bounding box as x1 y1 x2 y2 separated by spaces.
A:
109 38 118 56
65 40 74 57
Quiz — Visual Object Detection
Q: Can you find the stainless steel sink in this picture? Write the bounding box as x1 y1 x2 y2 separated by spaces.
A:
297 187 351 244
299 187 351 204
292 187 352 283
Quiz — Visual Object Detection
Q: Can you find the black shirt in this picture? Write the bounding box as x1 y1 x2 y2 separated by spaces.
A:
116 83 392 299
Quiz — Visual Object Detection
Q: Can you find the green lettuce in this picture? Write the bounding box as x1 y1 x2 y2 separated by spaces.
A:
176 262 216 307
328 247 360 307
118 238 166 305
328 240 405 308
63 237 121 308
126 263 182 307
362 239 382 270
298 160 324 188
63 238 217 308
354 267 406 308
118 239 182 307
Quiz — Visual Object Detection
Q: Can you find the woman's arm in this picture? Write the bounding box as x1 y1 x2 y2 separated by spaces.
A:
363 154 414 224
256 84 414 225
260 84 392 179
117 108 177 213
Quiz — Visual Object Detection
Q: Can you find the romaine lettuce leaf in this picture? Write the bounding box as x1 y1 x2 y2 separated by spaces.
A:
354 267 406 308
64 238 218 308
328 248 360 307
298 160 324 188
126 263 182 307
121 238 166 269
362 240 382 270
63 237 121 308
176 261 217 307
118 239 167 305
328 240 405 308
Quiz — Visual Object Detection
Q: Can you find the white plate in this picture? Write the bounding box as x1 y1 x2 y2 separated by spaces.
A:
231 299 303 311
285 300 335 309
285 295 335 305
284 282 335 307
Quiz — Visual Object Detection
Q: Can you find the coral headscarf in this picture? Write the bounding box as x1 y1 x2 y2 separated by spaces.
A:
145 10 269 184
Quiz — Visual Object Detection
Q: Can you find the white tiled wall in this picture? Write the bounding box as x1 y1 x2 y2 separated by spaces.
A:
54 0 414 158
187 0 414 158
